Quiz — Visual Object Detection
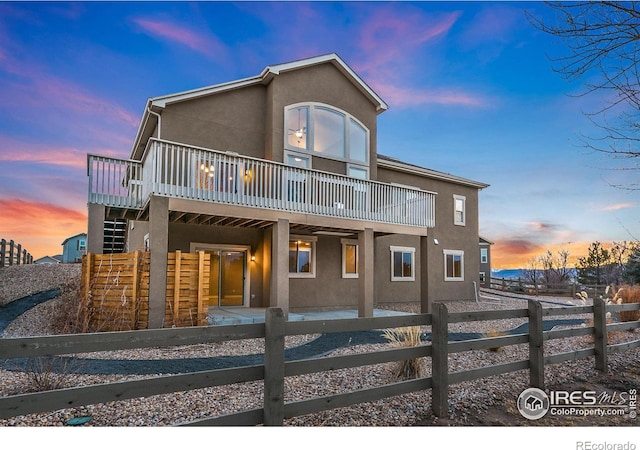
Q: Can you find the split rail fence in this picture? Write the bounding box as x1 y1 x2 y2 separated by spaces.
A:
0 299 638 425
0 239 33 267
80 251 209 331
489 276 609 298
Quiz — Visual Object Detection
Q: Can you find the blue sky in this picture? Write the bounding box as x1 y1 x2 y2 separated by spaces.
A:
0 1 637 267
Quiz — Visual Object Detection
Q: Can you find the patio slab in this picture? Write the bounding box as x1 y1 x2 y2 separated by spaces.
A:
208 307 412 325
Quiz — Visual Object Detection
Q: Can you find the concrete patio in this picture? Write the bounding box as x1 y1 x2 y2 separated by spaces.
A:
208 307 413 325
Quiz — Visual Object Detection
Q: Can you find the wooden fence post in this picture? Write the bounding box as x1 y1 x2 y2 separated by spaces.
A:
528 300 544 389
8 240 14 266
173 251 181 327
131 251 140 330
16 244 21 265
593 298 608 372
432 302 449 418
197 251 206 326
264 307 286 426
0 239 5 267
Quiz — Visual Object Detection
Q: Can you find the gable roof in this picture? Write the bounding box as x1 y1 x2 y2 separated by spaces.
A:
131 53 387 159
61 233 87 246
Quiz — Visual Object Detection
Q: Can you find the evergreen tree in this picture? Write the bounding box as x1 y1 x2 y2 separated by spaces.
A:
624 247 640 284
577 242 611 285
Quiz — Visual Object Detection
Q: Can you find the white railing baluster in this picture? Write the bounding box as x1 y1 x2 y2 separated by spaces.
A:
88 139 435 228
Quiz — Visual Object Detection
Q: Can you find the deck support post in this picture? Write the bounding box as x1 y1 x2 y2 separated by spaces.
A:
148 195 169 329
270 219 289 318
358 228 374 318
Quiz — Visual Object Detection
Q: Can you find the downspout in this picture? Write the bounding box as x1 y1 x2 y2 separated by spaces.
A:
147 106 161 139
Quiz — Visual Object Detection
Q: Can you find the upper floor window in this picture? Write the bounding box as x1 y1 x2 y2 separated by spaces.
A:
454 194 466 226
285 103 369 171
480 248 488 264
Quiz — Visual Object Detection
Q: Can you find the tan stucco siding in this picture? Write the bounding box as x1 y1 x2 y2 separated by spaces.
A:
378 166 482 301
160 85 267 159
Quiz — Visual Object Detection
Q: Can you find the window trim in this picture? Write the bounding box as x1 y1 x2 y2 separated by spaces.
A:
479 271 486 284
453 194 466 226
284 102 370 175
341 239 359 279
444 249 465 282
289 235 317 278
390 246 416 282
284 150 312 169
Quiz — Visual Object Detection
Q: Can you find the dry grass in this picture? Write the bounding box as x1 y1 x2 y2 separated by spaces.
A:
612 285 640 323
382 326 426 379
484 328 506 352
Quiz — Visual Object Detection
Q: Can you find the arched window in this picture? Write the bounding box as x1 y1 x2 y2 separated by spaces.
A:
285 103 369 176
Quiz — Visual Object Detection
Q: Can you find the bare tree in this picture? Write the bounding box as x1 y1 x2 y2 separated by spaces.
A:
528 2 640 187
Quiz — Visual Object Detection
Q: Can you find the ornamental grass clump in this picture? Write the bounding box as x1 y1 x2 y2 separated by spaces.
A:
485 328 506 352
612 285 640 323
382 326 426 379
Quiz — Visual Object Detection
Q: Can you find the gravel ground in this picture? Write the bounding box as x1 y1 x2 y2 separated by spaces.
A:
0 264 639 427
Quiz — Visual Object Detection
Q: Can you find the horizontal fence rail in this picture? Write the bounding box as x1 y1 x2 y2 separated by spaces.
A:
1 299 638 425
87 139 436 228
489 277 611 298
0 239 33 267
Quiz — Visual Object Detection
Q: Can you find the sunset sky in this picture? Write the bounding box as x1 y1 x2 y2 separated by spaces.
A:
0 1 637 269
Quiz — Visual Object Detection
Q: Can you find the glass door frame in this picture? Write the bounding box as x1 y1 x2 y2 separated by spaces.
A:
189 242 251 307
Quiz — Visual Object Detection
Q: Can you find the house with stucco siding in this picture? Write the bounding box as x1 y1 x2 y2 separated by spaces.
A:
86 54 488 328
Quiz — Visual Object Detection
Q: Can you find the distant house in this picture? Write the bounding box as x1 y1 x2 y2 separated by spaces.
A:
34 255 61 265
62 233 87 263
479 236 493 287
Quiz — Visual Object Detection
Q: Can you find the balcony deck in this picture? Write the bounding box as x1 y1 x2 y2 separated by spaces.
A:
88 139 436 232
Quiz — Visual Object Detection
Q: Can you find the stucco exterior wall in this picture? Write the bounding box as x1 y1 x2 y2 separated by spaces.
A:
377 166 482 302
160 85 267 159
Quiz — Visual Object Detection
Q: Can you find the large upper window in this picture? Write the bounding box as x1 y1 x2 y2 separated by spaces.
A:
285 103 369 172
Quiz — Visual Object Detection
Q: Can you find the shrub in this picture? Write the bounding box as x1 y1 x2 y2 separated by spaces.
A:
382 326 426 379
51 279 86 334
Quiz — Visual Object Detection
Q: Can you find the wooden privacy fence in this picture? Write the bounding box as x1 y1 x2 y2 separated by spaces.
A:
0 299 638 425
81 251 209 331
0 239 33 267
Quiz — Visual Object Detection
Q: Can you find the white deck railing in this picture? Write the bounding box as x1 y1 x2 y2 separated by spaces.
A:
88 139 436 228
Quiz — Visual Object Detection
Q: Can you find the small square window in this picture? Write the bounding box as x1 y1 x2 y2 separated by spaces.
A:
454 195 466 226
391 246 415 281
444 249 464 281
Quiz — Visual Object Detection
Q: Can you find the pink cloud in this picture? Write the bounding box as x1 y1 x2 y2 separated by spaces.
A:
355 8 462 74
0 136 126 169
602 202 636 211
373 82 486 107
132 17 227 61
1 53 138 129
